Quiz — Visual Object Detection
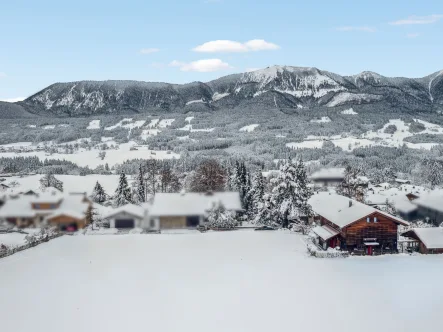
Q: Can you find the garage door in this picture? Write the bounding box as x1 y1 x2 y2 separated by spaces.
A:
115 219 135 228
160 216 187 229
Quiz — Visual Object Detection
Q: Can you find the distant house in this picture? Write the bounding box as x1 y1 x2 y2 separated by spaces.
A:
149 192 242 230
0 183 10 192
395 179 411 185
309 193 409 255
104 204 149 229
413 192 443 225
401 228 443 254
310 168 345 187
0 192 95 231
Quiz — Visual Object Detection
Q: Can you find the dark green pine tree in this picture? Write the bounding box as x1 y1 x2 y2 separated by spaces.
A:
113 171 132 207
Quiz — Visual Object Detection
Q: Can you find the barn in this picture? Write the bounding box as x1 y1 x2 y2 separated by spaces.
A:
309 193 409 255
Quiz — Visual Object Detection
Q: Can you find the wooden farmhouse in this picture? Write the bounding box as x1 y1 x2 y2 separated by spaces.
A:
401 228 443 254
309 193 409 255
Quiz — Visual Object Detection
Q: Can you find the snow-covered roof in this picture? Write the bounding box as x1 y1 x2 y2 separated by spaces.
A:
0 193 90 220
150 192 242 217
403 228 443 249
308 192 409 228
103 204 146 220
413 190 443 213
312 225 340 241
395 179 411 184
310 168 345 180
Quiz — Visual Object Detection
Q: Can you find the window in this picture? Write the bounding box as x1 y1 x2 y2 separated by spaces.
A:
150 218 155 228
374 217 378 223
366 217 370 223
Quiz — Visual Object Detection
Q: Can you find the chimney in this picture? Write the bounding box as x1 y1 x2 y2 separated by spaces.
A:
349 200 352 208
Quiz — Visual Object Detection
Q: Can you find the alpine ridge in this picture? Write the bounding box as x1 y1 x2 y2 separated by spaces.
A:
3 66 443 118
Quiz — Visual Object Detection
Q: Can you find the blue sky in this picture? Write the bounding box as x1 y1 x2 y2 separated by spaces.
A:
1 0 443 100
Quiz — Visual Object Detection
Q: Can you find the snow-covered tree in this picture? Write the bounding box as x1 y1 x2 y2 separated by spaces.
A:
271 158 313 228
207 201 236 229
144 159 160 199
134 164 145 204
160 166 181 193
336 165 366 202
113 172 132 207
190 159 226 192
85 204 97 228
423 159 443 189
254 194 277 226
90 181 107 204
39 173 63 192
248 170 265 219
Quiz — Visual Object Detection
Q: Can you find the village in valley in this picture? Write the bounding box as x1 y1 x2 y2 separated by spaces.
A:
1 157 443 257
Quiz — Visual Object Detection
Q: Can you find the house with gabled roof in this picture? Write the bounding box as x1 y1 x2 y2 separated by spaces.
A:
309 192 409 255
401 228 443 254
149 191 242 230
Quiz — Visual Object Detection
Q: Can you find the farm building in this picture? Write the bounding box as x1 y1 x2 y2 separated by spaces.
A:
149 192 242 230
309 193 409 255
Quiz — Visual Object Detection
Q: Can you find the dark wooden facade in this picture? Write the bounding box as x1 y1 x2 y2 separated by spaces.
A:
401 230 443 254
319 211 402 255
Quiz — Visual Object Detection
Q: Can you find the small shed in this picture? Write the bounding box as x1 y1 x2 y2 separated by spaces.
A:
401 228 443 254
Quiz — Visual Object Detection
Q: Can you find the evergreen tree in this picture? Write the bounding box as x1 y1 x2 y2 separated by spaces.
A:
39 173 63 192
134 164 146 203
85 204 97 228
336 165 366 202
207 201 236 229
271 158 313 228
90 181 107 204
249 170 265 219
113 171 132 207
254 194 277 226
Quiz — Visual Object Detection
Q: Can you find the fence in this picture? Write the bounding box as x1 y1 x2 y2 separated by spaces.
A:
0 232 63 259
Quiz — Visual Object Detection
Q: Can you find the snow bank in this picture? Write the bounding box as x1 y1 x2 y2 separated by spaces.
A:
239 124 259 132
87 120 100 130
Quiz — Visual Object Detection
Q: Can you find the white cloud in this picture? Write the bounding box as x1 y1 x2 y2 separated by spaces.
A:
390 15 443 25
193 39 280 53
0 97 25 102
140 48 160 54
0 72 7 78
407 33 420 38
169 59 232 72
336 26 376 32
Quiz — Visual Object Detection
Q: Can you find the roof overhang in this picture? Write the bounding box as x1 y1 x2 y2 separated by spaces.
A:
312 225 340 241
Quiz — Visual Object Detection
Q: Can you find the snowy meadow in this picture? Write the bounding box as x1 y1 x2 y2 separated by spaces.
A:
0 230 442 332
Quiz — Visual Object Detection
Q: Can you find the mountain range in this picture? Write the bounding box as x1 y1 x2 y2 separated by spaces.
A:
2 66 443 118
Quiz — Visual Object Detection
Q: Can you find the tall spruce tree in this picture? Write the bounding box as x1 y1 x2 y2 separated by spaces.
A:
134 164 146 204
113 171 132 207
271 158 313 228
248 170 265 219
91 181 107 204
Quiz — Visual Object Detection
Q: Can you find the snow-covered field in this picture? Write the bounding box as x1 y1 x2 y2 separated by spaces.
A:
0 232 28 247
2 174 121 196
239 124 259 132
0 141 179 168
1 231 442 332
288 119 443 151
